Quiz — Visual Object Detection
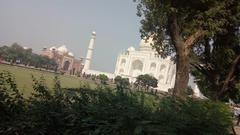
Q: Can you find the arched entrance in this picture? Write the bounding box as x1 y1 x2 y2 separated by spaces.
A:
150 63 156 71
63 61 70 71
119 68 124 74
130 59 143 77
120 59 126 67
158 75 164 84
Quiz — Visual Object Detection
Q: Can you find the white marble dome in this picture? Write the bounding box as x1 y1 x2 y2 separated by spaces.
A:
57 45 68 53
127 46 135 52
49 46 57 51
68 52 74 57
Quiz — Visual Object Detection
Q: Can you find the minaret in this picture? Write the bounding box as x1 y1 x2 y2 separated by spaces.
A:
82 31 96 74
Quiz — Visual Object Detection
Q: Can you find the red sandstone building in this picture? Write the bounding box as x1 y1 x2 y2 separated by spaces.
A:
41 45 83 75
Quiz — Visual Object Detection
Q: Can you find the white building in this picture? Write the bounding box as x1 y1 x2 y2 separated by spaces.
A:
114 38 176 92
82 32 202 97
82 31 115 78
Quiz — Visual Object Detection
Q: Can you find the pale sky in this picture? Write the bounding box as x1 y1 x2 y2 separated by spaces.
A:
0 0 141 72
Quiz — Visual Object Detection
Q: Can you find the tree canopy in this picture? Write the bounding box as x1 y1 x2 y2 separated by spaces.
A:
114 76 130 94
135 0 240 98
98 74 109 85
134 74 158 91
191 26 240 101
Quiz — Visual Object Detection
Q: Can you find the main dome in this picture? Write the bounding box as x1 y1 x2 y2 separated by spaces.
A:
57 45 68 53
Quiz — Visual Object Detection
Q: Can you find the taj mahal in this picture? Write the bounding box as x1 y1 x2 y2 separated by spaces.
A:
114 38 176 92
82 32 202 96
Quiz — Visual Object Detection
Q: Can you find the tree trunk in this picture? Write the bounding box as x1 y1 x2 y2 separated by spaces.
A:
173 46 190 98
168 4 204 98
169 13 190 98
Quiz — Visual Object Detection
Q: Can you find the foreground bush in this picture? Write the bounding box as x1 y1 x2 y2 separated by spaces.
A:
152 98 232 135
0 72 233 135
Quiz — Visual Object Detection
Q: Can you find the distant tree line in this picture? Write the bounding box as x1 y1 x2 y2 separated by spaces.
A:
0 43 58 70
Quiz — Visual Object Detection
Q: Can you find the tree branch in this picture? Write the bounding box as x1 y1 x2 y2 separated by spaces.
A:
185 30 205 48
190 63 208 76
168 13 184 50
216 54 240 99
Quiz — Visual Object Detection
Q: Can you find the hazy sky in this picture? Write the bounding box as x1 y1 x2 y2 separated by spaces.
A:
0 0 141 72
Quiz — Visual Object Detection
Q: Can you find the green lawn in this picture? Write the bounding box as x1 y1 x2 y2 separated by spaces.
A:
0 64 96 97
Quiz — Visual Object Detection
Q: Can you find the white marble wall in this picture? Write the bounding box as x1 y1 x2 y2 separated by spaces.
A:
114 50 175 91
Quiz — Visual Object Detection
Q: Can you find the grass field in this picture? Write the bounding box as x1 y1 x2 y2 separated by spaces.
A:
0 64 96 97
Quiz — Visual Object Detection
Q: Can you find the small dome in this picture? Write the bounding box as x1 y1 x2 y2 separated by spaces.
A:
50 46 57 51
57 45 68 53
91 31 96 39
139 38 154 51
68 52 74 57
127 46 135 52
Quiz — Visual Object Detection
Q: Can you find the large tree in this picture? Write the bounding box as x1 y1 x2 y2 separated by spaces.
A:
191 26 240 101
135 0 239 98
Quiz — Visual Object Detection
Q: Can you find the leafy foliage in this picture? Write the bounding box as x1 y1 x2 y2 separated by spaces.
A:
114 76 130 94
0 71 233 135
135 0 239 55
0 43 57 70
135 74 158 91
134 0 240 98
191 18 240 101
153 97 232 135
98 74 109 85
0 71 26 134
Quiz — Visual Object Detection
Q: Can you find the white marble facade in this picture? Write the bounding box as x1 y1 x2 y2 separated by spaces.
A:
83 32 202 96
114 39 176 92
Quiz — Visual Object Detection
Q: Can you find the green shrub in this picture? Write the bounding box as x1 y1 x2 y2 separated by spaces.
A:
98 74 108 85
0 71 233 135
147 97 233 135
